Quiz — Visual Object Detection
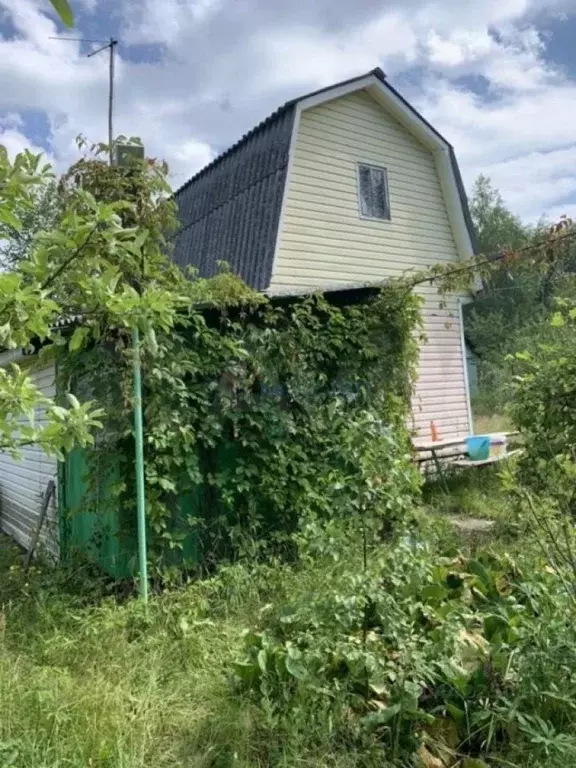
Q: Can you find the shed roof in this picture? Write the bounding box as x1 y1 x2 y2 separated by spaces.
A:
172 68 475 292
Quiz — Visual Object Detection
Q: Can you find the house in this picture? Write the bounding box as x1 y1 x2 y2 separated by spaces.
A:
0 284 398 571
171 67 476 444
0 67 475 566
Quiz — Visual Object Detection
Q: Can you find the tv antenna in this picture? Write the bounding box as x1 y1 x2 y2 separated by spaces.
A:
49 36 118 164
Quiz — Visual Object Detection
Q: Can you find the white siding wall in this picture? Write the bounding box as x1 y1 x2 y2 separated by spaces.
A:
270 89 471 440
411 299 471 442
0 361 58 555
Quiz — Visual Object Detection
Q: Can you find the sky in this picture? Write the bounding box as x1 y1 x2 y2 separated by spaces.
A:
1 0 576 224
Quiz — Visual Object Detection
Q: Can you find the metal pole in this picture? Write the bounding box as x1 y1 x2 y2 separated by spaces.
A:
108 38 117 165
59 33 149 595
103 39 148 602
132 327 149 601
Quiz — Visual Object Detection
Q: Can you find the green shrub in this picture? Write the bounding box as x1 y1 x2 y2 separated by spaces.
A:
235 539 576 766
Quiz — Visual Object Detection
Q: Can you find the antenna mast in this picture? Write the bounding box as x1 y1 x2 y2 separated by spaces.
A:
88 37 118 165
51 36 118 165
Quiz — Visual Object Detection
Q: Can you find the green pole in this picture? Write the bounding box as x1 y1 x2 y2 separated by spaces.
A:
132 326 149 601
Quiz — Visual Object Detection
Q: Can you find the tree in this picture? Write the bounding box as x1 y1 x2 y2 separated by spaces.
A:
466 176 535 363
0 177 60 268
470 174 530 256
465 176 576 414
0 142 188 459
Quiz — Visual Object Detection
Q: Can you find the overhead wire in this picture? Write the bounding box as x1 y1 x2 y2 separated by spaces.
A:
409 227 576 291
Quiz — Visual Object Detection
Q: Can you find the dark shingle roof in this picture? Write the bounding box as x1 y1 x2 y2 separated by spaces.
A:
173 107 295 290
171 68 476 290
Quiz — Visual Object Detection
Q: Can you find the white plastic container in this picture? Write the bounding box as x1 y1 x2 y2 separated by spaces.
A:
489 433 507 458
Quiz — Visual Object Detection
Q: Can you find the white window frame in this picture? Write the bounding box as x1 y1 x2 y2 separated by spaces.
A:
356 162 391 222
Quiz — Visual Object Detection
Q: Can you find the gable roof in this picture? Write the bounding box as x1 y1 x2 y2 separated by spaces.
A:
171 68 476 292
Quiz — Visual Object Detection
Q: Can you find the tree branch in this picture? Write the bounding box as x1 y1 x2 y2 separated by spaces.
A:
40 223 100 292
407 228 576 293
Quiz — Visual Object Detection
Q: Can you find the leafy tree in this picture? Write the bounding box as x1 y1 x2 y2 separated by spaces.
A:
470 174 530 256
464 176 576 413
0 176 60 268
0 143 188 458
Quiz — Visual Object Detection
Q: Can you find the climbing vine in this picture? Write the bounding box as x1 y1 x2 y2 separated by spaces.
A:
55 139 576 577
63 279 423 574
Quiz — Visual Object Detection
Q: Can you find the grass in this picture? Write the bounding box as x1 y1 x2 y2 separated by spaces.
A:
473 412 513 434
0 539 368 768
0 540 267 768
423 463 512 519
0 469 574 768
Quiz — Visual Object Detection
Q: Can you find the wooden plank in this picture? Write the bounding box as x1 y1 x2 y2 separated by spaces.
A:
24 480 56 570
413 437 467 451
452 449 523 468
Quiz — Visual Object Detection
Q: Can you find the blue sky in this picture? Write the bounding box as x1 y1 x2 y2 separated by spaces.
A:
1 0 576 223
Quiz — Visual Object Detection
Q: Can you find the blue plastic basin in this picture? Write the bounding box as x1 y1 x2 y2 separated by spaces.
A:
466 435 491 461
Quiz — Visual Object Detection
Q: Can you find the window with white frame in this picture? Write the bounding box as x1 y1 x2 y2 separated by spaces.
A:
357 163 390 220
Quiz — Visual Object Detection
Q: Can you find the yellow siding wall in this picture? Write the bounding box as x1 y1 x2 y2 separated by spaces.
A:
270 89 471 439
270 89 459 290
412 299 471 442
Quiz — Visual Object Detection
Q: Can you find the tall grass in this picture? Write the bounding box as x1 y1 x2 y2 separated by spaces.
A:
0 542 367 768
0 544 263 768
1 482 576 768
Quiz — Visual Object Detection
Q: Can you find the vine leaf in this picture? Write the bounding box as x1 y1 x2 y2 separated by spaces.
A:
69 326 89 352
49 0 74 27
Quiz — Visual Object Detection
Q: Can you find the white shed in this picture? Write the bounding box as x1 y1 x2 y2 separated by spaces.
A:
0 353 59 556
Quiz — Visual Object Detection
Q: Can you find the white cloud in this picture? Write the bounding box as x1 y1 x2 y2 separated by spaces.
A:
415 57 576 221
472 145 576 221
0 113 51 160
256 11 419 92
1 0 576 223
124 0 223 46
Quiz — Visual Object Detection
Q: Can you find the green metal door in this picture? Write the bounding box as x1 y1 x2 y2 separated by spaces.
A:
61 447 135 578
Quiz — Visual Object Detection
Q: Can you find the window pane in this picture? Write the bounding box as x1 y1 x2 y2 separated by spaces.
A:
370 167 389 219
358 163 389 219
358 165 373 217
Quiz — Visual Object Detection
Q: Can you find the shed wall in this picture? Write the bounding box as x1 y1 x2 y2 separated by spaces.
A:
0 361 58 555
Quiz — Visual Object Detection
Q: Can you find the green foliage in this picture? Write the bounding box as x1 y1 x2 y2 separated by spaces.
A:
0 137 206 475
0 364 104 458
486 295 576 611
464 175 576 415
0 535 267 768
66 283 422 571
506 300 576 585
3 498 576 768
0 165 59 268
510 300 576 471
0 136 419 575
49 0 74 27
0 144 174 459
236 538 576 766
470 175 530 257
